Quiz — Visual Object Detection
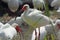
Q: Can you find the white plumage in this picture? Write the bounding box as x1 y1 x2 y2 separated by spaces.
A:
30 21 54 40
32 0 45 10
1 23 11 29
8 17 23 26
21 4 53 27
51 0 60 12
54 19 60 40
0 22 11 30
31 26 47 40
8 0 19 12
31 19 60 40
0 22 4 28
0 23 17 40
51 0 60 7
31 24 55 40
55 19 60 25
57 7 60 12
0 22 12 30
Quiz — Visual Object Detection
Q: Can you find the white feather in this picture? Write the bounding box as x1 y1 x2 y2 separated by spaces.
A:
31 26 47 40
8 17 23 26
31 19 60 40
32 0 45 9
0 26 17 40
8 0 19 12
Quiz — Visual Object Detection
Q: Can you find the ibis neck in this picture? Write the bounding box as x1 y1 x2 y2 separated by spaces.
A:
23 9 29 15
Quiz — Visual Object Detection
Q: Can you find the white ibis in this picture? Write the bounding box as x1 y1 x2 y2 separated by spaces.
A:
51 0 60 7
51 0 60 11
21 4 53 28
8 0 19 12
32 0 45 10
54 19 60 40
31 19 60 40
0 23 17 40
8 17 23 26
0 23 22 40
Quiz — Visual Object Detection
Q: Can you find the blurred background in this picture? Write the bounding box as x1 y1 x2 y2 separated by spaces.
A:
0 0 60 40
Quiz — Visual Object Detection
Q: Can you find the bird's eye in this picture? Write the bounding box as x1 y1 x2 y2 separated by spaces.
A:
24 6 27 9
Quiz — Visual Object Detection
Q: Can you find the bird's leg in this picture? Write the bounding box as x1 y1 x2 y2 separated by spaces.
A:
19 32 25 40
35 29 38 40
15 16 17 21
38 28 40 40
